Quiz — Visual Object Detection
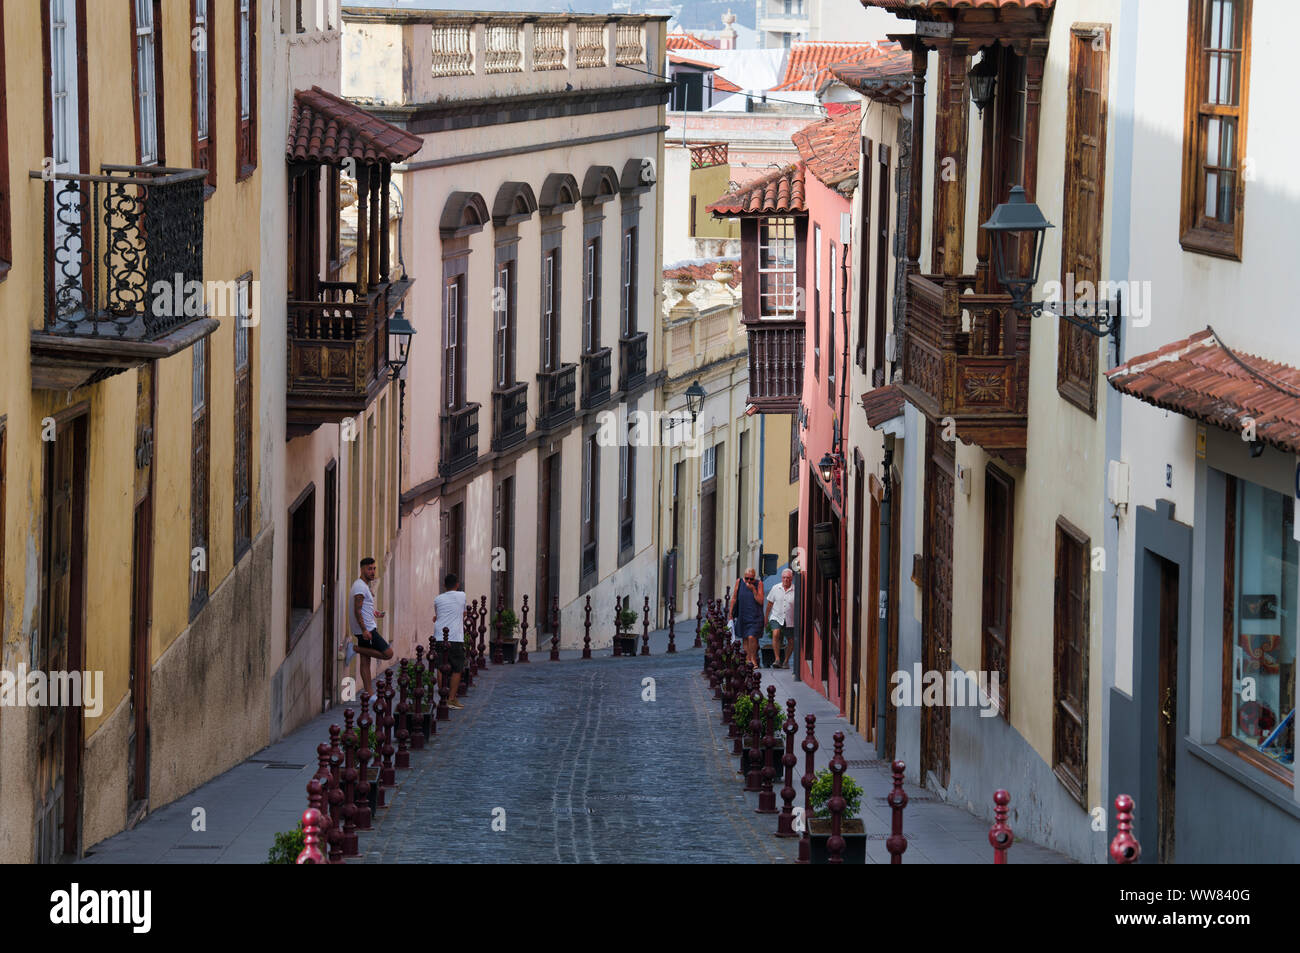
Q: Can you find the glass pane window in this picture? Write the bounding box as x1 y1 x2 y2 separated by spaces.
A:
136 0 158 164
759 217 797 318
195 4 210 140
240 0 252 120
1227 479 1297 773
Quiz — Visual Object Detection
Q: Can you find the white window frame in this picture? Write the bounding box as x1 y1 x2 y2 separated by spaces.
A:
195 2 210 142
759 217 797 319
495 262 510 388
240 0 252 121
702 444 716 481
542 251 556 370
584 239 598 352
135 0 159 165
50 0 78 170
444 278 460 409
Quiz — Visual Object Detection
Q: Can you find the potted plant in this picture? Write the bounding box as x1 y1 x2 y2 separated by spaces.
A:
615 601 640 656
492 608 519 663
266 822 307 864
807 768 867 864
732 695 784 776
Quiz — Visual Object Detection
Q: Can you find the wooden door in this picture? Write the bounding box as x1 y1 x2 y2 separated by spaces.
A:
38 412 87 861
851 462 865 732
129 364 154 806
537 453 560 634
922 427 953 788
1156 555 1178 864
700 480 717 606
866 480 882 744
885 465 900 760
1057 25 1110 414
323 461 337 707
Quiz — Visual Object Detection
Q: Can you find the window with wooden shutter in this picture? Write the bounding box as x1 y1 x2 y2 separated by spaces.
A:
190 335 211 619
191 0 216 191
858 140 872 373
1053 517 1090 805
1057 25 1109 416
1181 0 1251 260
828 242 837 405
132 0 163 166
494 258 516 388
981 465 1014 718
621 226 637 336
583 237 600 352
0 0 10 279
444 276 463 409
234 273 253 558
236 0 257 180
873 144 891 386
540 239 560 372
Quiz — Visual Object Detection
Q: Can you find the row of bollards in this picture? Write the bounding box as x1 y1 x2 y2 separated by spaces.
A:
697 592 1145 865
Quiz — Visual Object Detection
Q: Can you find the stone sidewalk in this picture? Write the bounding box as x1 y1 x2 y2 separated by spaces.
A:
80 626 1072 864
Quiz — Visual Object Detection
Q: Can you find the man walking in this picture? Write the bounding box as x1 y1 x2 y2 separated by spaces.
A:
765 568 796 669
431 572 468 710
351 557 393 698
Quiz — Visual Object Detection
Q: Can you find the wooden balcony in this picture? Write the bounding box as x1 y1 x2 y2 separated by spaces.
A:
619 331 648 392
440 403 481 478
581 347 612 410
746 323 805 413
28 165 217 390
537 363 576 431
899 273 1029 466
286 279 412 432
491 382 529 452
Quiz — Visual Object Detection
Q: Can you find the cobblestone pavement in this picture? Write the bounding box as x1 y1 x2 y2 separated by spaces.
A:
362 641 797 863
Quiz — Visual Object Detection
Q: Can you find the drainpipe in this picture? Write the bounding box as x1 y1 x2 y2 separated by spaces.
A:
876 435 895 757
758 413 766 566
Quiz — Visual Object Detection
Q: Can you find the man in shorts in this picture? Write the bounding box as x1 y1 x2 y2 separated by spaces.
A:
351 557 393 698
431 572 468 710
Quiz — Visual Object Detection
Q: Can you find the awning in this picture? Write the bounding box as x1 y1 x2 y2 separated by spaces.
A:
1106 327 1300 454
861 383 905 429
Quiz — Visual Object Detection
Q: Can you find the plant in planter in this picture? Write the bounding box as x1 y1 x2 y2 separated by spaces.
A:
732 696 784 774
615 601 640 655
267 823 306 864
493 609 520 662
807 768 868 864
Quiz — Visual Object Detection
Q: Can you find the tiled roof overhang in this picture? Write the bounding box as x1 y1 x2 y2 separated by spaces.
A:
1107 327 1300 454
287 86 423 164
707 163 806 216
861 384 905 428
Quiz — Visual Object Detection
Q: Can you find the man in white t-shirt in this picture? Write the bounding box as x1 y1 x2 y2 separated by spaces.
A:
351 557 393 697
431 572 468 710
765 568 796 669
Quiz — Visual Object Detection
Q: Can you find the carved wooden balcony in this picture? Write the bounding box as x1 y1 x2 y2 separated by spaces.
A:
900 273 1029 465
619 331 648 393
286 278 413 432
440 403 480 478
537 363 576 431
746 323 805 413
581 347 612 410
28 164 216 390
492 381 529 452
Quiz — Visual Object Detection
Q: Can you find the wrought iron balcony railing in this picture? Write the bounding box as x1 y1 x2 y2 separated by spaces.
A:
537 363 576 431
581 347 612 410
440 403 481 478
492 381 529 452
32 165 207 340
619 331 648 393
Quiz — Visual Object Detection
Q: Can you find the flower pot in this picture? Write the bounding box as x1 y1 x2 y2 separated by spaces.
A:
615 635 639 656
494 640 518 663
808 817 867 864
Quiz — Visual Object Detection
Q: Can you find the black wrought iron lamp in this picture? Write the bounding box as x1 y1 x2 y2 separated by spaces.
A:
685 379 706 424
387 307 416 380
968 51 998 117
980 186 1123 353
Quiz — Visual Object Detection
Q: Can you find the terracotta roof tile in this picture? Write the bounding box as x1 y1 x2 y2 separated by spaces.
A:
706 163 807 216
774 41 902 92
287 86 424 165
1107 328 1300 454
861 384 905 428
667 30 719 50
827 46 914 104
792 105 862 190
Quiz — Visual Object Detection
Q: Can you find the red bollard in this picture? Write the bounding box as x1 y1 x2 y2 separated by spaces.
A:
612 596 623 658
989 790 1013 863
409 649 426 750
519 594 530 662
314 745 342 864
746 683 763 792
776 698 798 837
886 760 909 864
1110 794 1141 864
354 698 373 830
341 709 359 856
667 597 677 654
438 628 452 721
582 595 593 659
394 671 410 769
478 596 490 668
379 674 395 789
797 713 818 864
550 595 561 661
694 595 703 649
458 606 474 692
641 596 651 655
756 684 779 814
493 596 506 665
827 731 847 863
297 806 326 864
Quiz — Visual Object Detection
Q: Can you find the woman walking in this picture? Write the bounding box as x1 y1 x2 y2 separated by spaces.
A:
729 568 766 667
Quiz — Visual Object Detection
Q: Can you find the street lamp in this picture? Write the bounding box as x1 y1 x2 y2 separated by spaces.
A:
980 186 1122 353
387 307 416 380
685 379 706 423
968 51 998 117
817 451 837 484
